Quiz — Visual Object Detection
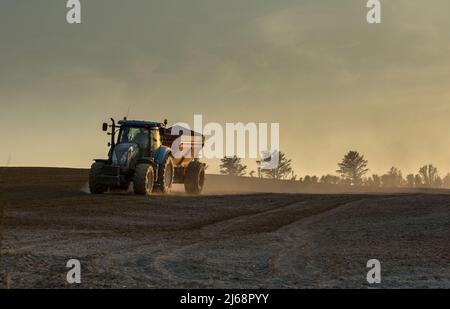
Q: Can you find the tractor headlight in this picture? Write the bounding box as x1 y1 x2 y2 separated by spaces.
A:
120 151 129 165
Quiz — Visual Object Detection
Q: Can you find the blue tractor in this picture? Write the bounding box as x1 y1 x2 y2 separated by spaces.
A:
89 118 205 195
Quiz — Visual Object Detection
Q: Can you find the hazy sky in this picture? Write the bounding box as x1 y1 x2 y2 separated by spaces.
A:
1 0 450 176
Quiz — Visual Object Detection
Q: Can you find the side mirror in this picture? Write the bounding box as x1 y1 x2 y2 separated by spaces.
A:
102 123 108 131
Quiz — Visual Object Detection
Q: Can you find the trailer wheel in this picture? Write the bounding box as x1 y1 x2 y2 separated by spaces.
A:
89 162 108 194
134 163 154 195
155 155 174 194
184 161 205 194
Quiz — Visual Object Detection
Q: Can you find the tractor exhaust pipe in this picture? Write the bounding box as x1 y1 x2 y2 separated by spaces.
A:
110 118 116 149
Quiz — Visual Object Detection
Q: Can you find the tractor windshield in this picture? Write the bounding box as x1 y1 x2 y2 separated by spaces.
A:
119 127 150 149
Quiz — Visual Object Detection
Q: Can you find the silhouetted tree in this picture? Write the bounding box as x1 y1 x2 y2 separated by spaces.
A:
302 175 319 184
372 174 381 187
418 164 439 187
290 171 298 181
364 174 381 187
220 156 247 176
435 176 443 188
363 177 371 187
414 174 423 187
337 151 369 185
320 174 341 185
406 174 415 187
303 175 312 184
443 174 450 188
381 167 404 187
340 178 352 186
261 151 293 180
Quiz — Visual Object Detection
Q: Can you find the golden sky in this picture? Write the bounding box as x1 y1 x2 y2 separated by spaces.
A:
1 0 450 176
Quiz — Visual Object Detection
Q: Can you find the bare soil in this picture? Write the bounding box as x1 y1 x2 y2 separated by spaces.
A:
0 167 449 288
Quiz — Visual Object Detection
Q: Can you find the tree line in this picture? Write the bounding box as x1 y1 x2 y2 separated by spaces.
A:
219 151 450 188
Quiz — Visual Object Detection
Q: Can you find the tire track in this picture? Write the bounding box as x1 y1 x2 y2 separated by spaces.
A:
150 196 370 285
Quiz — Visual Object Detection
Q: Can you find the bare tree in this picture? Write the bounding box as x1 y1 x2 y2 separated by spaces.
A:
220 156 247 176
435 176 443 188
414 174 423 187
418 164 439 187
261 151 293 180
364 174 381 187
290 171 298 181
406 174 415 187
372 174 381 187
320 174 341 185
337 151 369 185
443 173 450 188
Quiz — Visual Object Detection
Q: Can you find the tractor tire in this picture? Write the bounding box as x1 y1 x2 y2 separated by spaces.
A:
133 163 155 195
154 155 174 194
89 162 108 194
184 160 205 195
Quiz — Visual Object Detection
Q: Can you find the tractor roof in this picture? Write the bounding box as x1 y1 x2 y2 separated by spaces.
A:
118 120 162 128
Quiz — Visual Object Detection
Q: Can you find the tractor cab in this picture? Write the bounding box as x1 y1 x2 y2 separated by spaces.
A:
102 119 165 168
115 120 162 158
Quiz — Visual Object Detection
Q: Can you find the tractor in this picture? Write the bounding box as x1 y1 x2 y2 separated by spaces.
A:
89 118 205 195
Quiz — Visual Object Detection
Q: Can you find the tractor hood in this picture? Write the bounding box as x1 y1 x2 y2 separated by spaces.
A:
112 143 139 167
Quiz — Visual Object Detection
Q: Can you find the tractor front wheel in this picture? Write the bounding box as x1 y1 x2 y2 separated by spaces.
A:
89 162 108 194
184 160 205 195
134 163 155 195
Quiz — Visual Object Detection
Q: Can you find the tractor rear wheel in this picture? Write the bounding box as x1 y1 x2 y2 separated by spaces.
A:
184 160 205 194
134 163 155 195
154 155 174 194
89 162 108 194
